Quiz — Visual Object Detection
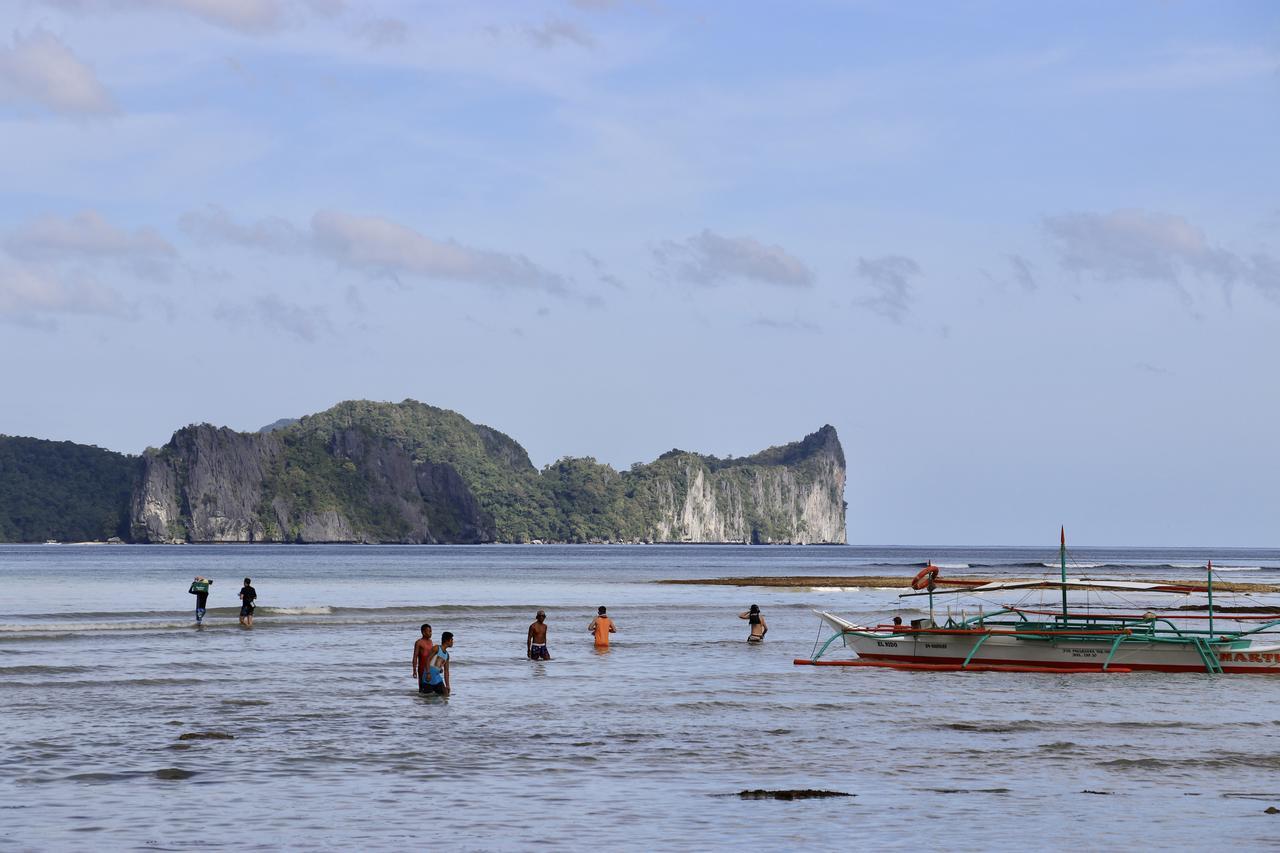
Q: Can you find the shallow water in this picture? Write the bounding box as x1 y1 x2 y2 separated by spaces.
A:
3 544 1280 850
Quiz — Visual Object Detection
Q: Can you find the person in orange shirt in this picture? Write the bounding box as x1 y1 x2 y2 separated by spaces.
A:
587 606 616 647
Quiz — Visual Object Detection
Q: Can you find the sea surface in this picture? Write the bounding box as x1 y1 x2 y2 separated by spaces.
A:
4 543 1280 851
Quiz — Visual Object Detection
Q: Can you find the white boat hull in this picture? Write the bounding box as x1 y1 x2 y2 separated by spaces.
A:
838 630 1280 674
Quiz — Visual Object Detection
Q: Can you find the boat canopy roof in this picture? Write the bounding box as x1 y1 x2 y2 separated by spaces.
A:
899 578 1207 598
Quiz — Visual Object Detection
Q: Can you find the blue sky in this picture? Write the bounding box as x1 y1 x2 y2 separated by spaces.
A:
0 0 1277 545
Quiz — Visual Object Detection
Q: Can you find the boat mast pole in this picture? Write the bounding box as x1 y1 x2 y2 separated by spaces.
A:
1207 560 1214 639
1060 526 1068 623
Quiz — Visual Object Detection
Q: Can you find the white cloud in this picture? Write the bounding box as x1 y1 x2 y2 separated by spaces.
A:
855 255 920 323
354 17 409 48
654 229 814 288
311 210 566 292
37 0 343 35
0 262 128 319
214 295 330 341
0 29 114 115
180 205 305 252
180 207 567 293
1043 209 1280 302
4 210 175 282
525 19 595 50
6 210 174 262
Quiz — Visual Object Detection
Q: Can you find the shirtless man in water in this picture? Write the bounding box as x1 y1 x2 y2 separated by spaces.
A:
527 610 551 660
412 624 435 693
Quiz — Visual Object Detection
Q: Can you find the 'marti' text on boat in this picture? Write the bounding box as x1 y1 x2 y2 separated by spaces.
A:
795 529 1280 674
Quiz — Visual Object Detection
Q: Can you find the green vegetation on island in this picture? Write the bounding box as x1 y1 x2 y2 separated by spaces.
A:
1 400 846 544
0 436 137 542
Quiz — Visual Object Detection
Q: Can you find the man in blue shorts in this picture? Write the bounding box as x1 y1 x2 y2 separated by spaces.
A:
527 610 551 660
423 632 453 696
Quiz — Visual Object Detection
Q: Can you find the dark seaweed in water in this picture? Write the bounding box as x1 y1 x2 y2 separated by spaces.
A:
154 768 196 780
177 731 235 741
733 789 854 801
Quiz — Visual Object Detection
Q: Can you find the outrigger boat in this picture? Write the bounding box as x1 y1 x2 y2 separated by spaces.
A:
796 530 1280 674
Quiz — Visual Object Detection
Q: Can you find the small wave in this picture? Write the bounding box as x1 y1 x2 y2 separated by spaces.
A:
1213 566 1264 572
932 563 970 570
261 606 333 615
940 720 1045 733
0 620 194 634
806 586 861 593
1099 757 1174 769
1044 562 1104 569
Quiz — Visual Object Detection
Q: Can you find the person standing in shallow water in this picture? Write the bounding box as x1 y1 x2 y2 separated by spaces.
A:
739 604 767 643
527 610 551 660
188 576 212 625
412 624 435 694
238 577 257 627
588 606 616 648
422 632 453 696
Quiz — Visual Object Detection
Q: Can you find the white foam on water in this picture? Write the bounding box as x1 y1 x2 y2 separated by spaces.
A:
0 620 192 633
261 606 334 615
932 563 970 569
1212 566 1264 572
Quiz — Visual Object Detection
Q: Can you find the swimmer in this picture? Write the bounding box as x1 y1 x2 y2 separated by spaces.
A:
527 610 551 660
739 604 767 643
588 606 616 648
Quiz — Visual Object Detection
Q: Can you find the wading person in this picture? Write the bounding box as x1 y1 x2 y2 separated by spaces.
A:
739 604 767 643
238 577 257 627
588 606 616 648
423 632 453 696
527 610 551 660
188 576 212 625
412 624 435 694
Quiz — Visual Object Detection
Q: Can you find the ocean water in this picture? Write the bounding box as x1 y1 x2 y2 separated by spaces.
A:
4 543 1280 851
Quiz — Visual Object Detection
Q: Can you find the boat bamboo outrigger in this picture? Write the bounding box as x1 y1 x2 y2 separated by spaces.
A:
795 529 1280 674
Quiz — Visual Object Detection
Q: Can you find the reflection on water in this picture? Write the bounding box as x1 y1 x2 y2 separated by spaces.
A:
2 544 1280 849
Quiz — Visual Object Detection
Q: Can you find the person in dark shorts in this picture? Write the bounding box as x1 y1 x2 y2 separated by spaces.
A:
238 577 257 627
188 576 212 625
423 632 453 696
527 610 551 660
412 624 435 694
739 604 767 643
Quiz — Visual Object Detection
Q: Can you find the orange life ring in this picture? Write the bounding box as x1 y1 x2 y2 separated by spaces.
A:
911 565 940 590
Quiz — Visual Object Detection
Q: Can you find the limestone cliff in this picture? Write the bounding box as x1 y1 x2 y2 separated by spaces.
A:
129 400 846 544
647 426 846 544
132 409 494 544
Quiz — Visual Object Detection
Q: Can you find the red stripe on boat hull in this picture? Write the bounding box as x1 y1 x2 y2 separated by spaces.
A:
794 653 1280 674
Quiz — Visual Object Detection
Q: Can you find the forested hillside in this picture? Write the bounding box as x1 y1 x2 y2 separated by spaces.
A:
0 436 137 542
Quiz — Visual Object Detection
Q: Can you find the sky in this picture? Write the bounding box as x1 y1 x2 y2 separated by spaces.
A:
0 0 1277 546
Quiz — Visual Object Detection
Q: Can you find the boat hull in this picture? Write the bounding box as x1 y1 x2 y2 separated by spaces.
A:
833 631 1280 674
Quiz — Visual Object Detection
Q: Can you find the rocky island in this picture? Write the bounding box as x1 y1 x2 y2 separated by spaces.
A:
3 400 847 545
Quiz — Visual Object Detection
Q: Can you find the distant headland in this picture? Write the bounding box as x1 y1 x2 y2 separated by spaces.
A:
1 400 847 545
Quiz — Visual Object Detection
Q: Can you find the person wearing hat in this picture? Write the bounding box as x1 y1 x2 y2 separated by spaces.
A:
738 604 767 643
188 576 212 625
